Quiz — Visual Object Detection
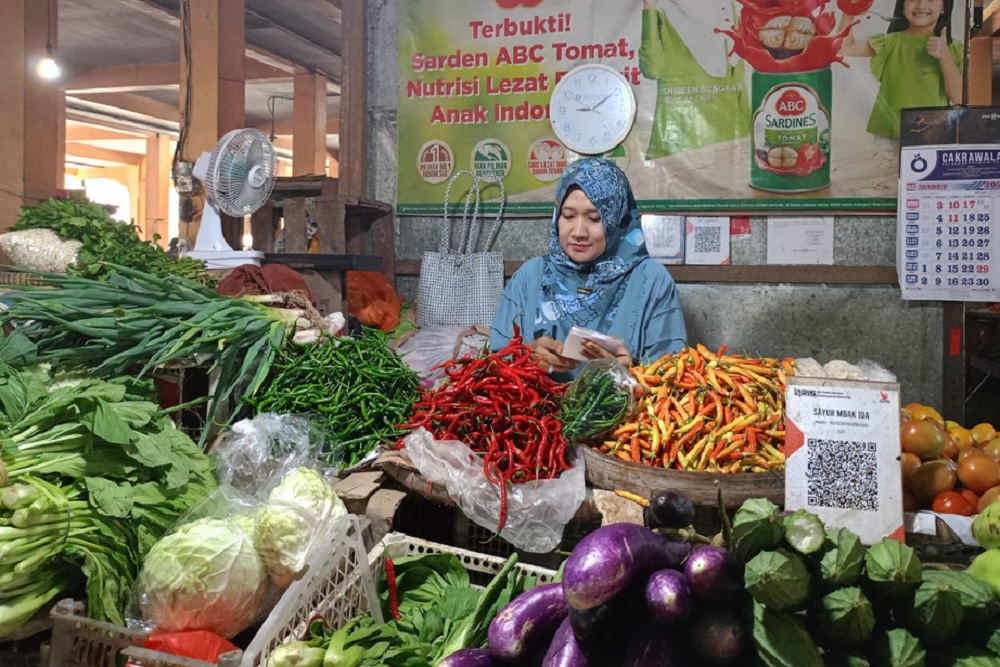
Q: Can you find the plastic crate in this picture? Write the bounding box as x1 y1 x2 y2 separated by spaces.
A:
47 514 372 667
369 532 558 589
47 599 242 667
242 514 378 667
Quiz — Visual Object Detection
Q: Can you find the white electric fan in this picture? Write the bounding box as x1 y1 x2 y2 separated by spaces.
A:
187 128 276 269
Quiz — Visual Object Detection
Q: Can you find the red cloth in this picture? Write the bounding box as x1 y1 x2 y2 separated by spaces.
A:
144 630 239 662
216 264 316 306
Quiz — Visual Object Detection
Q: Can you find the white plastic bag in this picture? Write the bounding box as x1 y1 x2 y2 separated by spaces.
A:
402 427 586 553
394 325 489 386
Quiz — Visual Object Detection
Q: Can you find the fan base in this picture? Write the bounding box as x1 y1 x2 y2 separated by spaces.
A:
187 250 264 270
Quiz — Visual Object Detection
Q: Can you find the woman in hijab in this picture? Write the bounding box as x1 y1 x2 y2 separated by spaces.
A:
490 158 686 376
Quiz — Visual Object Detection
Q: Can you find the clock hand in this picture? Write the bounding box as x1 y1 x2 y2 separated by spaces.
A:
590 93 614 111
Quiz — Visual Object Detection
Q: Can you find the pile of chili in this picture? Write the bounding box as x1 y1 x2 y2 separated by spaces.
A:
245 329 420 468
398 325 569 532
591 344 793 473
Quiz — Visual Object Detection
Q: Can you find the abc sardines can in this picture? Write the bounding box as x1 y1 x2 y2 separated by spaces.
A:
750 67 831 193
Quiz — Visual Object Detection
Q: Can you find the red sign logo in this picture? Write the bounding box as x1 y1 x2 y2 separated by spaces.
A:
776 90 807 116
495 0 543 7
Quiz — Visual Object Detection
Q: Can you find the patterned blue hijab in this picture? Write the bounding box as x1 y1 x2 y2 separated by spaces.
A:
538 158 649 335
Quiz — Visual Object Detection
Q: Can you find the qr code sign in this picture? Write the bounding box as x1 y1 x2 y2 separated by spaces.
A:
806 438 879 511
693 225 722 254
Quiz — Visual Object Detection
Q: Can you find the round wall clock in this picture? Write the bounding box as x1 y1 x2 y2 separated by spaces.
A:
549 63 637 155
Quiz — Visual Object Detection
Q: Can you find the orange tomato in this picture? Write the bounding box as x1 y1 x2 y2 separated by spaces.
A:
909 404 945 427
900 452 922 485
979 486 1000 513
983 439 1000 461
900 419 946 460
959 447 985 463
932 491 976 516
957 454 1000 495
941 433 958 460
959 488 980 508
909 459 957 505
949 426 976 452
971 423 998 445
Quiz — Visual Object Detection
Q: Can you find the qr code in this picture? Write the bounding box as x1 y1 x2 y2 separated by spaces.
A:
806 439 879 511
693 225 721 253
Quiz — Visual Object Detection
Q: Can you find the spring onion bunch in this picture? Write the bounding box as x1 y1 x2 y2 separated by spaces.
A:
0 265 300 443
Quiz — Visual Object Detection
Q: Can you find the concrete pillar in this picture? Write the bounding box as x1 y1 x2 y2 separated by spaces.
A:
293 69 328 176
0 0 61 229
179 0 245 242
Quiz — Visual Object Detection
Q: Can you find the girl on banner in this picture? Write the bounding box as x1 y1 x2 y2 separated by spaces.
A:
639 0 750 159
490 158 686 377
839 0 963 139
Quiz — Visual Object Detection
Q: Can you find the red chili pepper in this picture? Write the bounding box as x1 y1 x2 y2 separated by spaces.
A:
386 556 401 621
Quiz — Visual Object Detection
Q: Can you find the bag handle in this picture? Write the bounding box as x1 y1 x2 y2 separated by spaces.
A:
460 175 506 255
441 170 481 254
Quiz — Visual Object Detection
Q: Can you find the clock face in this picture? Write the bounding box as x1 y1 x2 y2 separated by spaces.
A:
549 64 637 155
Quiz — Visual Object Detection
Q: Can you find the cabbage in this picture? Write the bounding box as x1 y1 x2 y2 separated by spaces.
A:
136 517 266 638
255 467 346 588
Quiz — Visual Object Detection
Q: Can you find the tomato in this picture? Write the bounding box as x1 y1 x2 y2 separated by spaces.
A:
836 0 874 15
797 143 821 169
900 419 946 460
979 486 1000 513
958 447 984 463
902 487 920 512
908 404 945 427
949 426 976 452
932 491 976 516
909 459 957 505
957 454 1000 495
959 488 980 508
941 433 958 460
972 423 998 445
983 438 1000 460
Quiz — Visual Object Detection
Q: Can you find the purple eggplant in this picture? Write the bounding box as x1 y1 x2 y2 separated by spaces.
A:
621 622 686 667
562 523 691 611
488 583 568 664
643 490 695 529
684 545 743 603
690 607 746 665
644 569 693 623
541 617 587 667
438 648 495 667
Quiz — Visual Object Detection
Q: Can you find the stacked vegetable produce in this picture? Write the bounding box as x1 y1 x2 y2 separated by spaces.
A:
733 498 1000 666
0 265 299 444
0 334 216 636
11 195 211 284
587 344 791 472
399 325 569 531
267 550 536 666
245 330 420 469
900 401 1000 517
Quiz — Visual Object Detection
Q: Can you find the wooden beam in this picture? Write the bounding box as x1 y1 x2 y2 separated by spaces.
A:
254 117 340 136
293 70 328 176
339 0 367 196
66 144 144 167
69 93 180 123
143 134 171 244
66 124 147 142
66 59 288 94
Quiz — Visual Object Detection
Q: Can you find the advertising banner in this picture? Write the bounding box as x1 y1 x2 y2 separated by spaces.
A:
396 0 968 215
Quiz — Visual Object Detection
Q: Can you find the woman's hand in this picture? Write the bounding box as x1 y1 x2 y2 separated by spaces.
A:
529 336 579 374
580 339 632 367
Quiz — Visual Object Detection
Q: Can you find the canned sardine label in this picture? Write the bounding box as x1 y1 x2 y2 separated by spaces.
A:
751 78 831 191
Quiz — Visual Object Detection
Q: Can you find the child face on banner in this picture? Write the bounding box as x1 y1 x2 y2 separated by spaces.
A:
557 187 607 264
898 0 949 35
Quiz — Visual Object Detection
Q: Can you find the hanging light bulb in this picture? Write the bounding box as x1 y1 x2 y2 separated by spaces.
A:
37 43 60 80
37 1 60 81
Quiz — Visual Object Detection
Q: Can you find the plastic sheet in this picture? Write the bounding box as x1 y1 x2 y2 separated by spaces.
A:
402 427 586 553
393 325 489 387
560 360 637 442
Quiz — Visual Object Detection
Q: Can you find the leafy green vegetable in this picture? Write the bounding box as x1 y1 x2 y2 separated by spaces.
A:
730 497 784 562
908 579 964 645
0 354 216 635
12 195 212 283
865 538 922 599
745 549 812 611
811 586 876 646
0 265 296 445
751 600 823 667
871 628 925 667
819 528 866 588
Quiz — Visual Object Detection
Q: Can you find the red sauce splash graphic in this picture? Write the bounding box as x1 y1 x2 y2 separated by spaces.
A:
716 0 857 73
755 142 827 176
